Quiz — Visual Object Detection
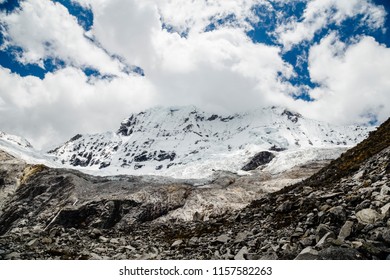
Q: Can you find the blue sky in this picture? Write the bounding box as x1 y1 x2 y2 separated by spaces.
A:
0 0 390 149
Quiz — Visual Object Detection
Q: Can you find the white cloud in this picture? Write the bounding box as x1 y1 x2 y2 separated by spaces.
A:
0 0 124 75
296 33 390 125
275 0 387 50
68 0 297 115
0 66 157 149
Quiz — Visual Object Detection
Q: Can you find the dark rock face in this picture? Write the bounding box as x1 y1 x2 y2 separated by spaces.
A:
269 145 286 152
281 109 302 123
117 115 137 136
70 134 83 142
242 151 275 171
207 114 219 121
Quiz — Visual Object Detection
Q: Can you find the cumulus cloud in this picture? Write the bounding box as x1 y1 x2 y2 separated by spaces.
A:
0 0 124 75
0 66 156 149
275 0 387 50
296 33 390 125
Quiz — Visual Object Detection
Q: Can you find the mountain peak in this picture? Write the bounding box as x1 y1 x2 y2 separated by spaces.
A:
0 131 33 149
49 106 371 178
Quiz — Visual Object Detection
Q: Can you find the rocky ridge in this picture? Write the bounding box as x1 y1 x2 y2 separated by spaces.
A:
0 118 388 260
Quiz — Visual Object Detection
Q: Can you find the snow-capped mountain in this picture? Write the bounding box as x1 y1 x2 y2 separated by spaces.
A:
0 131 33 149
0 131 59 167
49 106 371 178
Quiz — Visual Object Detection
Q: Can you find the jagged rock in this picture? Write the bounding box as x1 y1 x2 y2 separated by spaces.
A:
234 231 249 243
276 201 293 213
5 252 21 260
193 211 204 222
188 237 198 246
329 206 346 225
234 246 248 260
98 236 108 243
216 234 229 243
316 224 333 243
41 237 52 244
241 151 275 171
295 247 321 260
381 203 390 216
299 235 316 247
356 200 371 211
382 229 390 244
338 221 354 241
89 252 103 260
316 232 336 248
356 209 382 225
27 239 38 247
171 240 183 247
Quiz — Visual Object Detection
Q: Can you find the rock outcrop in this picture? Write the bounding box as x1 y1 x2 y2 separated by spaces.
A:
241 151 275 171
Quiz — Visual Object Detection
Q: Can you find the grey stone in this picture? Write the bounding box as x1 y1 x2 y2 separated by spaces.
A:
299 235 315 247
110 238 120 244
381 203 390 216
329 206 346 224
123 245 136 251
356 200 371 211
380 185 390 196
234 231 248 243
5 252 21 259
318 246 362 260
27 238 39 247
188 237 198 245
193 212 204 222
316 232 336 248
171 240 183 247
41 237 52 244
338 221 354 241
258 252 278 260
89 252 103 260
382 229 390 244
276 201 292 213
356 208 381 225
216 234 229 243
316 224 332 243
294 247 321 260
98 236 109 243
234 246 248 260
351 241 363 249
368 227 388 242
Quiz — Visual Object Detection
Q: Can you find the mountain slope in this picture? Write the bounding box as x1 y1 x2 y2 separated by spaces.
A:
0 131 58 168
0 117 388 260
0 131 33 149
50 106 370 178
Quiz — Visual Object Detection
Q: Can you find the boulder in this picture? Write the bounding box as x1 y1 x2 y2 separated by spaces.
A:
356 209 382 225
